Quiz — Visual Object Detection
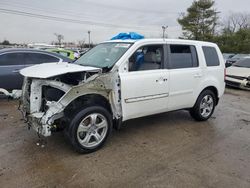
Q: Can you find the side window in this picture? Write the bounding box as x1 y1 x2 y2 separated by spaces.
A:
169 45 198 69
25 53 59 64
202 46 220 66
0 53 25 66
128 45 163 72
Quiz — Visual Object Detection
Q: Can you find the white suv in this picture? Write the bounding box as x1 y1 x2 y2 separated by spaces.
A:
20 39 225 153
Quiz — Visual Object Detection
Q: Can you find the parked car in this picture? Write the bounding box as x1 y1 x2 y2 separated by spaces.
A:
225 57 250 90
66 48 81 59
223 53 235 62
225 54 249 68
47 48 75 60
0 48 72 90
20 39 225 153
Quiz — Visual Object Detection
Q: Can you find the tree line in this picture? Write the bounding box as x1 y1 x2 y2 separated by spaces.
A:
178 0 250 53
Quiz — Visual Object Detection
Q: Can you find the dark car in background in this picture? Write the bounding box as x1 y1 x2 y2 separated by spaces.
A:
223 53 235 62
225 54 249 68
0 48 72 90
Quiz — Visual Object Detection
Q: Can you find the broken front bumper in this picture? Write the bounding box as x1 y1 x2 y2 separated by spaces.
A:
20 78 68 137
26 112 52 137
225 77 250 90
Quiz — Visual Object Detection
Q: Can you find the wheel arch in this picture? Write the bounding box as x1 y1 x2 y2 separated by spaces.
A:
64 93 113 117
199 86 219 105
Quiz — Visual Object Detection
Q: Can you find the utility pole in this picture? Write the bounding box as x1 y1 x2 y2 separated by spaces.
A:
162 26 168 39
88 30 91 49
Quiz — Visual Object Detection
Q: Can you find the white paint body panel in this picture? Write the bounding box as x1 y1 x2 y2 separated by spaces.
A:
20 62 101 78
168 68 202 110
120 69 169 121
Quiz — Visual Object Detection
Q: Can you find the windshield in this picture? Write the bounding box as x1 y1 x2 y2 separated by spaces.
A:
75 42 132 68
233 58 250 68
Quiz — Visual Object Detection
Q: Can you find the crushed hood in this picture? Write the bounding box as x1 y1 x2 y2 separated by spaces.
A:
20 62 101 78
226 66 250 78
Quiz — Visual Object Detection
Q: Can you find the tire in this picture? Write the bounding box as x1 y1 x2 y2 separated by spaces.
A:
67 106 112 153
190 90 216 121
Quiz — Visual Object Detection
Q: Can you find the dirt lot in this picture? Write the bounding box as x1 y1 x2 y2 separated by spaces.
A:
0 88 250 188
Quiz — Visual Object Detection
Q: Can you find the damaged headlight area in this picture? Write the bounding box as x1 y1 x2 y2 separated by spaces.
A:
20 71 97 136
21 76 72 136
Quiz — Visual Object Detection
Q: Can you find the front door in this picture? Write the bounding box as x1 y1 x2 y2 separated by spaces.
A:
119 44 169 121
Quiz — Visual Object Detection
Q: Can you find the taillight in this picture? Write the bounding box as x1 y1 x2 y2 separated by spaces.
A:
224 68 226 81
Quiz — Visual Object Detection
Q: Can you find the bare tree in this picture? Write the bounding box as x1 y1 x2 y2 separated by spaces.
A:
78 40 85 49
54 33 64 46
223 12 250 32
239 13 250 29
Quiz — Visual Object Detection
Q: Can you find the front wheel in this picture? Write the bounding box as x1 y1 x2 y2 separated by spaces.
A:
190 90 216 121
67 106 112 153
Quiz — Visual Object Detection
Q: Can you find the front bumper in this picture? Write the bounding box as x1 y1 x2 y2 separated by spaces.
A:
225 76 250 90
26 112 52 137
19 103 52 137
21 78 71 137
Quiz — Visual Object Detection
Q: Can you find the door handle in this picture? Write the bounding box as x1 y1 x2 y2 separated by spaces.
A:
156 77 168 82
194 73 202 78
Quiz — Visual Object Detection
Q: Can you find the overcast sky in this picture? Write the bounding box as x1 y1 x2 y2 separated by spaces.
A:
0 0 249 44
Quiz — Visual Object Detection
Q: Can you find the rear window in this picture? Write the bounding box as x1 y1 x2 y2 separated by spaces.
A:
169 45 198 69
202 46 220 66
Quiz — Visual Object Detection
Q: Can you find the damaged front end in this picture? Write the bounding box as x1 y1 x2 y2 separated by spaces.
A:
226 75 250 91
20 62 122 137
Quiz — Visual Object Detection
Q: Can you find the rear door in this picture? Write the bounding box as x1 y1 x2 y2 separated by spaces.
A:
0 52 26 90
120 44 170 121
167 44 202 110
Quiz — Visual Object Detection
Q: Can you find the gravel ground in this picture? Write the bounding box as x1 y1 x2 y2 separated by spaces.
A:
0 88 250 188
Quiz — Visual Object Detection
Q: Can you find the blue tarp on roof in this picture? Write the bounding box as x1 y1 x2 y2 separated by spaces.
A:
111 32 144 40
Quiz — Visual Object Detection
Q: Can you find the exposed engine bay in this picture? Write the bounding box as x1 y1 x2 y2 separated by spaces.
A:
41 71 98 107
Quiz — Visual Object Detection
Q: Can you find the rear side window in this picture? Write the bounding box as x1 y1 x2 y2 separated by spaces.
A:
24 53 59 64
169 45 198 69
0 53 25 66
202 46 220 66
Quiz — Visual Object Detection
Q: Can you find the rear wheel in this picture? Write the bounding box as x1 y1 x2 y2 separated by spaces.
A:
67 106 112 153
190 90 216 121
